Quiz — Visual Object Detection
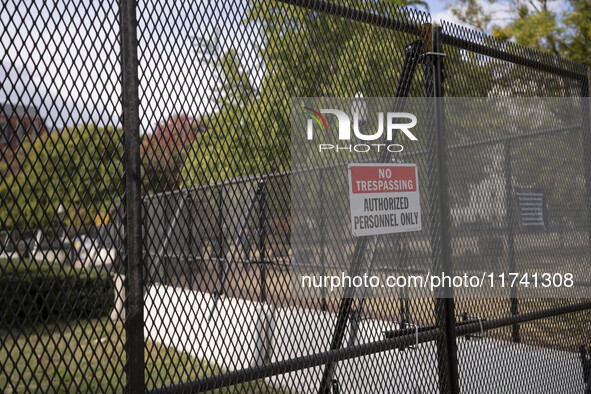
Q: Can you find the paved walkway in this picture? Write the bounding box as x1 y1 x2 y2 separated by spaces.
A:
144 284 584 393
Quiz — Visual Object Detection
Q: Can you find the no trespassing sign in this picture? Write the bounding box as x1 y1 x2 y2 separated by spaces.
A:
348 163 422 237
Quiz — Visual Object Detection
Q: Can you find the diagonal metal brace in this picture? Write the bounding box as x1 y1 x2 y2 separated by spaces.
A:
317 38 426 394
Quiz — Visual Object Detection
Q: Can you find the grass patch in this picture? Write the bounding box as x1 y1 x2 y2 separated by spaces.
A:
0 318 284 393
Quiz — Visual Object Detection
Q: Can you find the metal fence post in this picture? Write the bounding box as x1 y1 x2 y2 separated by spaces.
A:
585 69 591 268
582 74 591 391
120 0 145 392
318 170 328 311
431 26 460 394
504 141 520 343
216 187 225 289
257 179 267 304
216 187 224 257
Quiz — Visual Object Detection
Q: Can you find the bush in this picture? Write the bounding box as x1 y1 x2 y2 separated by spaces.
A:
0 258 114 328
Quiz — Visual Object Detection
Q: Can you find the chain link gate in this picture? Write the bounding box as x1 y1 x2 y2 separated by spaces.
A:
1 0 591 393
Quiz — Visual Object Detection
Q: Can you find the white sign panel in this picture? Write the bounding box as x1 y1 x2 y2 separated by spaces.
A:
348 163 422 236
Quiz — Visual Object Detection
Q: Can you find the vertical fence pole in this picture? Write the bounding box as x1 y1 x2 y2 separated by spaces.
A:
318 170 328 311
583 69 591 328
120 0 145 392
585 69 591 269
504 141 520 343
257 179 267 304
431 26 460 394
216 187 225 287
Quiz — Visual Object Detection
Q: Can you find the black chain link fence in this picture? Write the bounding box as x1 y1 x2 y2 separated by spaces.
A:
440 21 591 393
1 0 590 393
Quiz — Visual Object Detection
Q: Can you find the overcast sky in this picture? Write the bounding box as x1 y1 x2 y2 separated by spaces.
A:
1 1 121 131
1 0 252 133
428 0 570 27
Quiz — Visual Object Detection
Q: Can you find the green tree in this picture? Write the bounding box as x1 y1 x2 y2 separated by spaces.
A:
181 50 258 185
182 0 430 187
448 0 591 66
0 125 123 231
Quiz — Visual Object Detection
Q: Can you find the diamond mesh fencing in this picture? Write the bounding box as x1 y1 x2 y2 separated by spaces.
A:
440 21 591 393
1 0 590 393
0 0 126 392
137 2 446 393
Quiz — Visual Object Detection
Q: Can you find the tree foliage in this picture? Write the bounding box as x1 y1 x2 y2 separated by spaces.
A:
0 125 122 230
440 1 589 230
181 0 430 187
142 113 201 194
448 0 591 66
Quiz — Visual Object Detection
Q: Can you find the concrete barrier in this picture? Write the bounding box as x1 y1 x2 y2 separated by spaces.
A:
31 249 68 264
143 285 274 371
110 274 126 322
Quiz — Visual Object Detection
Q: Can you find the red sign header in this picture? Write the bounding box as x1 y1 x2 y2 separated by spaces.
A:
350 165 417 194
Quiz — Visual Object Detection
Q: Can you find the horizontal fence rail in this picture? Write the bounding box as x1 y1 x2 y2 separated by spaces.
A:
147 300 591 393
440 33 587 81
